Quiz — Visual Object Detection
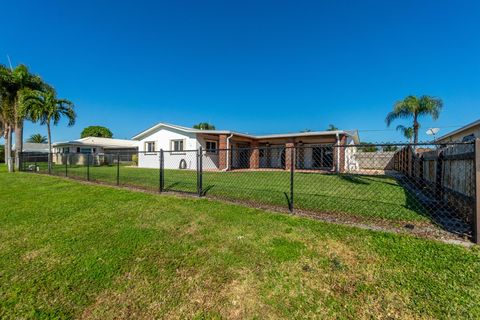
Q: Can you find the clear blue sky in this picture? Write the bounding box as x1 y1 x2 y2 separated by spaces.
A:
1 0 479 143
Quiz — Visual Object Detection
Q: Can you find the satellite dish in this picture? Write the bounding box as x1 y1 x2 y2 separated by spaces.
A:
426 128 440 135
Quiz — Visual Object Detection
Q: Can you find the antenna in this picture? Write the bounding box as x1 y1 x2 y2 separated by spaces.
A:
426 128 440 141
6 55 13 70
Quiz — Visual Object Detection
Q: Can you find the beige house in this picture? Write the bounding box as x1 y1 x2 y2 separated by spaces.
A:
436 119 480 143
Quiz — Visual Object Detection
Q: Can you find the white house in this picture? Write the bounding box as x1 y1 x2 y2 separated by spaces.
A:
132 122 360 172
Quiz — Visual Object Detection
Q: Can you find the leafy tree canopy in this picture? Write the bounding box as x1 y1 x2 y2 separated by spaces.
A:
326 124 338 131
383 145 398 152
358 142 378 152
193 122 215 130
81 126 113 138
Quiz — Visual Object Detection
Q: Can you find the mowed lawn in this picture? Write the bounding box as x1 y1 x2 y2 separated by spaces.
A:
39 162 428 221
1 166 479 319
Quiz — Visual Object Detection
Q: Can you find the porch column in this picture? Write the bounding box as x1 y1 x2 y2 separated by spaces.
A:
285 142 295 170
250 141 259 169
333 135 347 173
218 134 229 170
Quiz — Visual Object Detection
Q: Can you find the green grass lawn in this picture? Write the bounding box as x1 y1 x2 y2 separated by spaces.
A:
1 165 479 318
27 161 428 222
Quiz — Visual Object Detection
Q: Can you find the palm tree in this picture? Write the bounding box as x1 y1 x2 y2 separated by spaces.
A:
326 124 338 131
22 88 76 170
193 122 215 130
27 133 47 143
396 125 414 143
0 65 16 171
0 64 45 170
386 95 443 144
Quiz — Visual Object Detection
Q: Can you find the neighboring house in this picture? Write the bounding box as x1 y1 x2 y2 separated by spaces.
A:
53 137 138 154
436 119 480 143
132 122 360 172
13 142 50 154
52 137 139 165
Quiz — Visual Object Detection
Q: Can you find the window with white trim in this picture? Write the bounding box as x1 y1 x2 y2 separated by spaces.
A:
171 139 184 152
205 140 218 153
145 141 155 153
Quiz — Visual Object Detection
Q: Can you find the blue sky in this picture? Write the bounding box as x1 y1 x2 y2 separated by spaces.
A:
1 0 479 143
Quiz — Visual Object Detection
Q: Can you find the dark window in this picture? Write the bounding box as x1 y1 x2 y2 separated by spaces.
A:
206 141 217 153
171 140 184 152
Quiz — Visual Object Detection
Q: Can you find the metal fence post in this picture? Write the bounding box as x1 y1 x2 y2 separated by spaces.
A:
18 152 23 171
159 150 164 193
116 153 120 186
197 147 203 197
289 146 295 212
87 153 90 181
474 139 480 244
436 150 444 200
48 153 51 174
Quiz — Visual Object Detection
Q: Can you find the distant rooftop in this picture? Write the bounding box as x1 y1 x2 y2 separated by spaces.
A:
13 142 50 152
53 137 138 148
436 119 480 142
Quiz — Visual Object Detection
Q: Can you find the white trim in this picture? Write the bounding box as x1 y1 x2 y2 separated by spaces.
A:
205 140 218 154
145 141 156 154
170 139 185 152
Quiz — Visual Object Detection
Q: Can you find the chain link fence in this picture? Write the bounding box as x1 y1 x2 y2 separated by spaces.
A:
19 140 479 243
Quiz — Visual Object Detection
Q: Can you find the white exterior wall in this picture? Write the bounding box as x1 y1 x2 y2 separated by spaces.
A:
53 145 106 154
137 127 219 170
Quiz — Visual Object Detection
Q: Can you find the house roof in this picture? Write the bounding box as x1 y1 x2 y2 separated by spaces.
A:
132 122 360 143
436 119 480 142
53 137 138 149
13 142 50 153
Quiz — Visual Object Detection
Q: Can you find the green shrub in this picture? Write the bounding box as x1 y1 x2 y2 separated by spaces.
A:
132 154 138 166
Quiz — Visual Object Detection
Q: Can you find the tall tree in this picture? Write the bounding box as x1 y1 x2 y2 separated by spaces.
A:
193 122 215 130
22 88 76 170
0 64 45 170
396 125 414 143
326 124 338 131
386 95 443 144
27 133 47 143
81 126 113 138
0 65 16 170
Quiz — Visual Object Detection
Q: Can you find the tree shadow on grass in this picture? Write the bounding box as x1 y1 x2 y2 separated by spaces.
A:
338 174 369 185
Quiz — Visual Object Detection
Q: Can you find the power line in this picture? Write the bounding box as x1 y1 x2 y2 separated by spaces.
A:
353 125 465 132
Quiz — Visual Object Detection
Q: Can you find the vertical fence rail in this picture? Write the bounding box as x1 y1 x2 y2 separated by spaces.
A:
289 147 295 212
65 154 68 177
116 153 120 186
475 139 480 244
48 153 51 174
159 150 163 193
198 147 203 197
87 153 90 181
